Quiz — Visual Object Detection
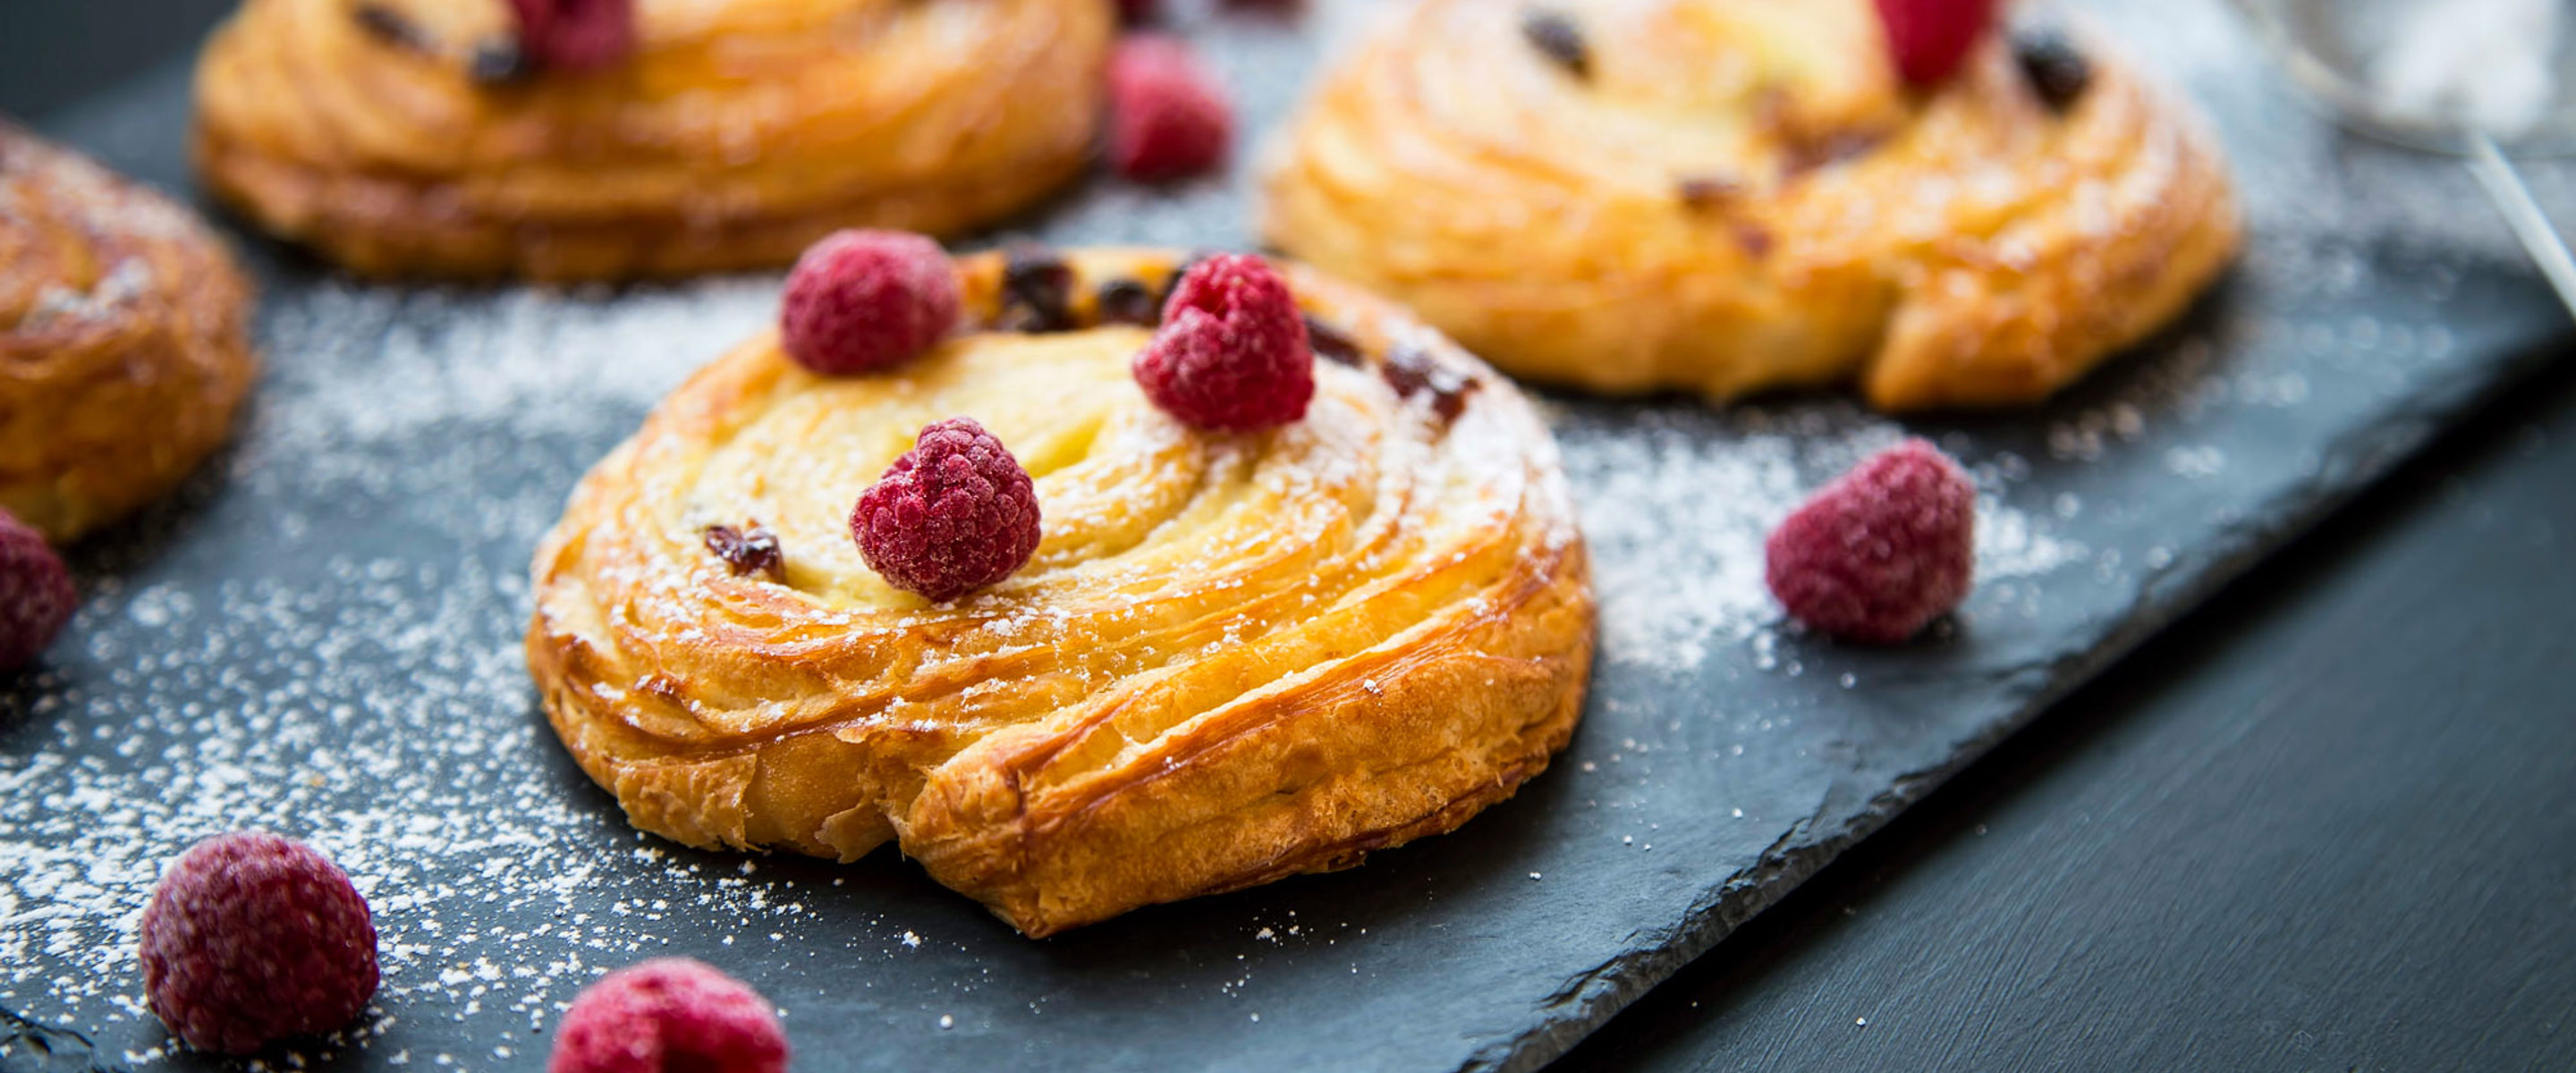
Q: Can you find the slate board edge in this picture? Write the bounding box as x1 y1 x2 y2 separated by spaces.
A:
1468 330 2572 1073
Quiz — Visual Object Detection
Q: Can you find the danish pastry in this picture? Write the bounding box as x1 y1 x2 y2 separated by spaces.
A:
527 246 1596 935
1 123 257 544
1259 0 2241 410
192 0 1113 280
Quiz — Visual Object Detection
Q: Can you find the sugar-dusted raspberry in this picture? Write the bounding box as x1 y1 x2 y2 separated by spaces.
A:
0 509 74 671
506 0 635 72
137 832 379 1055
1871 0 1996 85
779 230 961 376
550 959 788 1073
852 418 1043 602
1764 439 1976 644
1131 254 1312 431
1107 35 1233 182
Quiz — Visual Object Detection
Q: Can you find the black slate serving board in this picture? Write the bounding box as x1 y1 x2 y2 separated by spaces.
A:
3 1 2570 1070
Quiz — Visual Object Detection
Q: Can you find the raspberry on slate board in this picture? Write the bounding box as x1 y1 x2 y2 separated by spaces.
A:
1765 439 1977 644
0 509 74 671
550 958 789 1073
137 832 380 1055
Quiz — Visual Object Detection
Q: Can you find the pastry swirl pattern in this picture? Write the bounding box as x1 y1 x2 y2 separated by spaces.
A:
1 123 256 543
194 0 1112 279
528 248 1595 935
1260 0 2241 410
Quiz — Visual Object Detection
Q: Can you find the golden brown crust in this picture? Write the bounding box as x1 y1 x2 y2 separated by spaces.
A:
192 0 1112 280
1259 0 2241 411
527 247 1596 935
0 123 258 544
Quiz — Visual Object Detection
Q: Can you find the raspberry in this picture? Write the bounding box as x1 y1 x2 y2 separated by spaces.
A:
1764 439 1976 645
1131 254 1313 431
1117 0 1157 22
506 0 635 72
1107 35 1233 182
137 832 379 1055
1871 0 1996 85
0 509 74 671
549 959 788 1073
851 418 1042 602
779 230 960 376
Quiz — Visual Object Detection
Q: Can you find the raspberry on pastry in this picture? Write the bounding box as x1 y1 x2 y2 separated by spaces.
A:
1260 0 2240 411
527 246 1594 936
1873 0 1996 85
780 230 962 376
1132 253 1315 431
505 0 634 72
851 418 1044 602
192 0 1114 279
1 123 257 543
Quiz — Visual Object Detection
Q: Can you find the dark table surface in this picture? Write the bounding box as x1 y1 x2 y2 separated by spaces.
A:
7 3 2573 1070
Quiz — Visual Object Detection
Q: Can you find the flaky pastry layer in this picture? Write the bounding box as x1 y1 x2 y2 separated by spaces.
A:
193 0 1111 280
1260 0 2241 410
528 248 1595 935
1 123 257 543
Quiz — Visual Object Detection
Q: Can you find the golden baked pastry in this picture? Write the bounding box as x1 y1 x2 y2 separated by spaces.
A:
527 246 1594 936
1259 0 2241 410
193 0 1112 280
1 123 257 544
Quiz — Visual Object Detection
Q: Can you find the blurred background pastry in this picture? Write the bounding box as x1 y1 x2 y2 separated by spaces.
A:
193 0 1114 279
2 120 255 544
1260 0 2241 410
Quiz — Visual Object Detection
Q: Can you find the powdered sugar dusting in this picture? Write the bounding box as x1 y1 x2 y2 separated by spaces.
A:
0 275 930 1062
0 260 2107 1059
1560 408 2084 675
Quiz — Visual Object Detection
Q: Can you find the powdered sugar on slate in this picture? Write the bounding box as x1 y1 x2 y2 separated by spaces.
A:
1558 405 2083 675
0 265 2102 1060
0 277 806 1058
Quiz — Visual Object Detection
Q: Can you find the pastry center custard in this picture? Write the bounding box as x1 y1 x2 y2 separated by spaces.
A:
1419 0 1907 195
